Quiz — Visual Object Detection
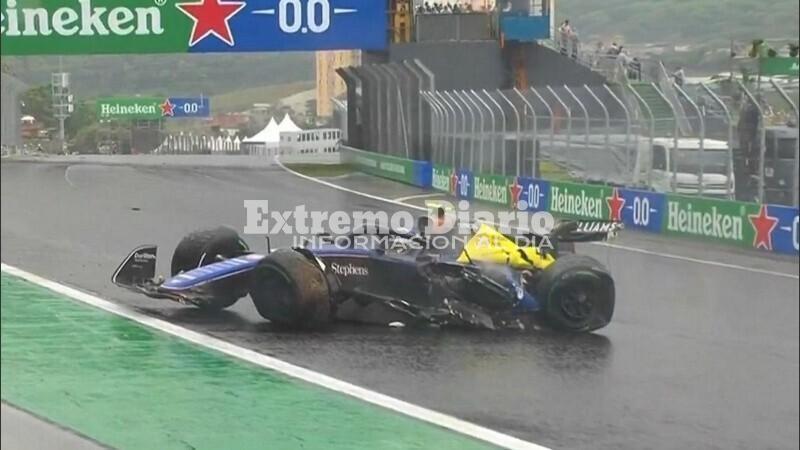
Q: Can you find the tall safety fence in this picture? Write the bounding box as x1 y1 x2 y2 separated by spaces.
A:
416 82 798 208
341 71 799 256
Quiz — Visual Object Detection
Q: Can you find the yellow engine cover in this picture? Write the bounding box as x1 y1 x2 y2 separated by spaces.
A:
456 224 555 270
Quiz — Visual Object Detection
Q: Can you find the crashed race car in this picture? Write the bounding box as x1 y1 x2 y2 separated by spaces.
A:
113 217 621 333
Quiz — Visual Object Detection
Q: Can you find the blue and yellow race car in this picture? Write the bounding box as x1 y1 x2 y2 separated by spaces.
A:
113 218 620 333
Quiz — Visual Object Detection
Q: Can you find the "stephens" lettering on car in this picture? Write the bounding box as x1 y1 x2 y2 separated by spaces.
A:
330 262 369 277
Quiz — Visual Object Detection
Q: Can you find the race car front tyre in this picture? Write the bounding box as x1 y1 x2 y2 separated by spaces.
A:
250 249 331 329
171 227 250 310
536 255 614 333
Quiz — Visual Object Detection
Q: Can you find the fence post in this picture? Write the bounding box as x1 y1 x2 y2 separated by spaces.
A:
497 89 522 176
455 90 478 172
530 87 555 159
384 63 410 159
445 91 468 170
546 86 572 153
737 80 767 203
377 65 397 156
420 92 440 164
652 82 680 191
428 91 449 165
627 84 656 189
435 91 458 168
603 84 635 180
700 83 735 200
514 87 538 177
771 79 799 207
584 85 610 156
564 85 590 155
674 83 706 197
483 89 506 174
473 89 495 174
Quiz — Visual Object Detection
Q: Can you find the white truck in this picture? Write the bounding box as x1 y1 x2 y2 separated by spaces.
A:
633 137 735 199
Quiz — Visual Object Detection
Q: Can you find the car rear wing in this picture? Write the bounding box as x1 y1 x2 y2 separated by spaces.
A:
553 220 624 243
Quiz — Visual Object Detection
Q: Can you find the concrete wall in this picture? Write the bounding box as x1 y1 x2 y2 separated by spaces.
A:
389 41 508 90
1 73 24 147
414 13 494 42
524 43 607 86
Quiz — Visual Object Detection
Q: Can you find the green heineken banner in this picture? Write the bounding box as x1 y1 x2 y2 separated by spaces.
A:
759 57 800 77
340 147 417 186
96 97 163 119
548 181 614 221
0 0 388 56
663 195 758 247
473 173 512 207
431 165 455 193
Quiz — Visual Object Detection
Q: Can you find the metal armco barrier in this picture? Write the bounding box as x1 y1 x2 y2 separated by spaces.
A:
343 145 800 256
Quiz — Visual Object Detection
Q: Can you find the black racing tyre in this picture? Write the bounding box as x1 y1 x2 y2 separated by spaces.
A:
536 255 615 333
249 249 331 329
171 227 250 310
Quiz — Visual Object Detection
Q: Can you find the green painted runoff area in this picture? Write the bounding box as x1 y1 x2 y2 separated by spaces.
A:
0 273 496 450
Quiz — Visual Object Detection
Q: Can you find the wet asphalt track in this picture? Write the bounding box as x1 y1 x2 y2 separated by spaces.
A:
2 160 798 450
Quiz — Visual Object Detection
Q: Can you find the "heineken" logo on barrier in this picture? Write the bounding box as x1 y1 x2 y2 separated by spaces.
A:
473 175 508 205
666 201 743 241
432 166 452 192
550 185 603 219
1 0 165 37
378 161 405 175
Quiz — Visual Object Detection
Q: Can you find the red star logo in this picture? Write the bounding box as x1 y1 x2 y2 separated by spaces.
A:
606 188 625 222
509 178 523 209
748 205 778 250
449 172 458 195
176 0 246 47
160 99 175 117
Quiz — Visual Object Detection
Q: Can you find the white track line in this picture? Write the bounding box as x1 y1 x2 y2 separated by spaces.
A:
596 242 798 280
275 158 425 211
0 263 548 450
276 158 799 280
64 165 76 188
394 193 445 202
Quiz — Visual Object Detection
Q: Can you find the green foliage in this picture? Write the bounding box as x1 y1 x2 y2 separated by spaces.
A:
71 122 131 154
21 85 56 129
557 0 799 45
4 53 313 99
65 101 94 138
212 81 314 113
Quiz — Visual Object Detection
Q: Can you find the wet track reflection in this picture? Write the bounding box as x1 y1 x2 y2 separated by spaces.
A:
2 161 797 450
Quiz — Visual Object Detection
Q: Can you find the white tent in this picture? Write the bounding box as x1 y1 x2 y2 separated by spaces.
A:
243 117 280 144
277 113 302 133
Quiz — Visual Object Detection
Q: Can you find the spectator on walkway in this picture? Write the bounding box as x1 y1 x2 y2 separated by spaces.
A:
672 66 685 87
737 98 761 177
569 27 580 59
607 42 620 55
557 20 573 56
628 57 642 81
592 41 604 67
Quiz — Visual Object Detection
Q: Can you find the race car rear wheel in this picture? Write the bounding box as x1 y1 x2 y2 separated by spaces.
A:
249 249 331 329
536 255 614 333
171 227 250 310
